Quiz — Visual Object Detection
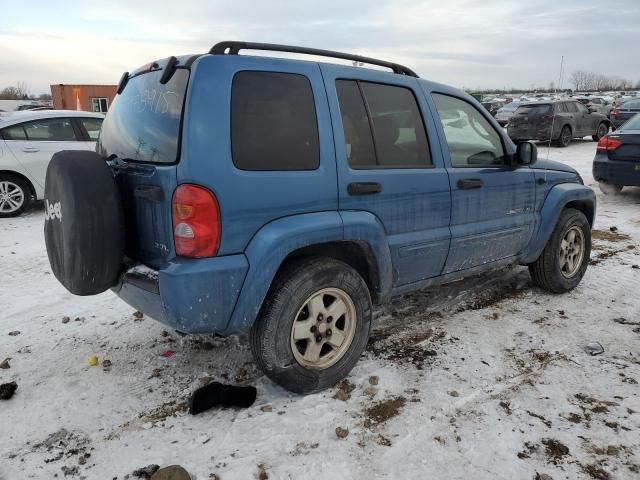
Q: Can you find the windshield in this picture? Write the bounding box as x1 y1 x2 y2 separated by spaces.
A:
514 104 552 115
98 68 189 163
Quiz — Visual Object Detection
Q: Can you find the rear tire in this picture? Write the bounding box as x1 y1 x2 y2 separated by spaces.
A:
529 208 591 293
592 122 608 141
250 257 372 394
0 174 31 218
598 182 623 195
555 125 572 147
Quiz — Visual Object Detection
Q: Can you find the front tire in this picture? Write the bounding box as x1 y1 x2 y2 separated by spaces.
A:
592 122 609 141
250 257 372 394
529 208 591 293
0 174 31 218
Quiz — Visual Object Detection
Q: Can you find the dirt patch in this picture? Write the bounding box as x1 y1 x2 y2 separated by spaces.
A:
367 327 442 369
592 229 631 242
541 438 570 464
333 378 356 402
364 396 406 427
455 287 524 312
32 428 91 465
590 247 630 265
581 463 611 480
527 410 552 428
139 400 188 424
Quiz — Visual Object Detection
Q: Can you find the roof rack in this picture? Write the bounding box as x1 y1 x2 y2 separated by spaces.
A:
208 41 419 78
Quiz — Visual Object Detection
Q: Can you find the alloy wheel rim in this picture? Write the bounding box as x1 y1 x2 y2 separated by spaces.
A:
290 287 357 370
559 226 585 278
0 181 25 213
598 124 607 138
562 128 571 145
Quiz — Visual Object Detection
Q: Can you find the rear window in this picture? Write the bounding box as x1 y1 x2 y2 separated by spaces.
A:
97 68 188 163
514 104 552 116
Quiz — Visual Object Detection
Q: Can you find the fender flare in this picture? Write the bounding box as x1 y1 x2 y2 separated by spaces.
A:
225 211 392 333
521 183 596 264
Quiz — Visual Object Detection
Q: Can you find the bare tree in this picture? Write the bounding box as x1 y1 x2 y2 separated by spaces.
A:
15 81 29 98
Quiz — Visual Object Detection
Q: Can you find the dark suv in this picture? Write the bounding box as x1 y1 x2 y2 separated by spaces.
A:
508 100 610 147
44 42 595 394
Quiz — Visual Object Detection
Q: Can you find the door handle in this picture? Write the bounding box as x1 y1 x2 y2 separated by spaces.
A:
457 178 483 190
347 182 382 196
22 147 39 153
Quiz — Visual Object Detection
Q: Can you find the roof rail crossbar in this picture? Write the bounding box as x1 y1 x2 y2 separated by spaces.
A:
209 41 418 78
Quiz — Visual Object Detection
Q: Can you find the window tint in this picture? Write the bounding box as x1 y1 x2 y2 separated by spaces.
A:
557 103 568 113
19 118 78 141
231 71 319 171
515 104 552 115
80 118 103 141
335 80 377 169
98 69 188 164
432 93 505 167
335 80 430 169
1 125 27 140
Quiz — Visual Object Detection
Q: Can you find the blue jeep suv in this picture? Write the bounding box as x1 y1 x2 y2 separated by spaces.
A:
44 42 596 394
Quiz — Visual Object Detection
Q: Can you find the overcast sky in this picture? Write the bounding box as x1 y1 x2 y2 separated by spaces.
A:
1 0 638 94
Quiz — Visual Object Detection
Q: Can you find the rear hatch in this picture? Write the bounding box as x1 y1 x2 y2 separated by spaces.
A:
508 103 553 137
98 61 190 269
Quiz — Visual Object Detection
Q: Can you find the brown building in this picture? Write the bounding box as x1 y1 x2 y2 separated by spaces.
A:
50 84 117 113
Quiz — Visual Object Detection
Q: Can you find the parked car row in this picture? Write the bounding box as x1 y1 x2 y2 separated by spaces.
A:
507 100 610 147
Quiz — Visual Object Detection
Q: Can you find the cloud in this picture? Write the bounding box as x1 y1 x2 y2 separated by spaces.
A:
0 0 638 93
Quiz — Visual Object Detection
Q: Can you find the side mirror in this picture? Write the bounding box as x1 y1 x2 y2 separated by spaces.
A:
515 141 537 166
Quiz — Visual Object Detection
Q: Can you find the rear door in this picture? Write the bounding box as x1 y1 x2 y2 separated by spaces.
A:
429 92 536 273
1 117 88 189
98 65 188 268
573 101 592 136
321 65 451 286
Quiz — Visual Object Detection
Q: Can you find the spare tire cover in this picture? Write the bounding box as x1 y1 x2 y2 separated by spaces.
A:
44 151 125 295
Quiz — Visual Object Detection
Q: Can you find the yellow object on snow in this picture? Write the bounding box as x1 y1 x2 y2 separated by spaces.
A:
88 356 98 366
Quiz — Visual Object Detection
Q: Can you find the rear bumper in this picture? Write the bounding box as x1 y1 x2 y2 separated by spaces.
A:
112 254 249 334
593 154 640 186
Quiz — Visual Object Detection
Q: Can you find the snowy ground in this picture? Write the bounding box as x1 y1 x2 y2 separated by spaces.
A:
1 139 639 480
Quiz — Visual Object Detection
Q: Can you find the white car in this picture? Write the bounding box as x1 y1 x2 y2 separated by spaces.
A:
0 110 104 217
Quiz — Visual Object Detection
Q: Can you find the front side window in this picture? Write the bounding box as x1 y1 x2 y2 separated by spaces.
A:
335 80 431 169
91 98 109 113
432 93 505 167
231 71 319 171
2 118 78 141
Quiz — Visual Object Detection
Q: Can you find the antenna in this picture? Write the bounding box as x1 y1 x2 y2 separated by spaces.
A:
546 55 565 162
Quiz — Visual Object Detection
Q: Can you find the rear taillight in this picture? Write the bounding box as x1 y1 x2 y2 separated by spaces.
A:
596 135 622 152
172 184 220 258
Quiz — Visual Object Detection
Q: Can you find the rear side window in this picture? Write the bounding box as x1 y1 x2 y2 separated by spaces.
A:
98 68 188 163
565 102 578 113
1 125 27 140
231 71 319 171
80 118 103 141
335 80 431 169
